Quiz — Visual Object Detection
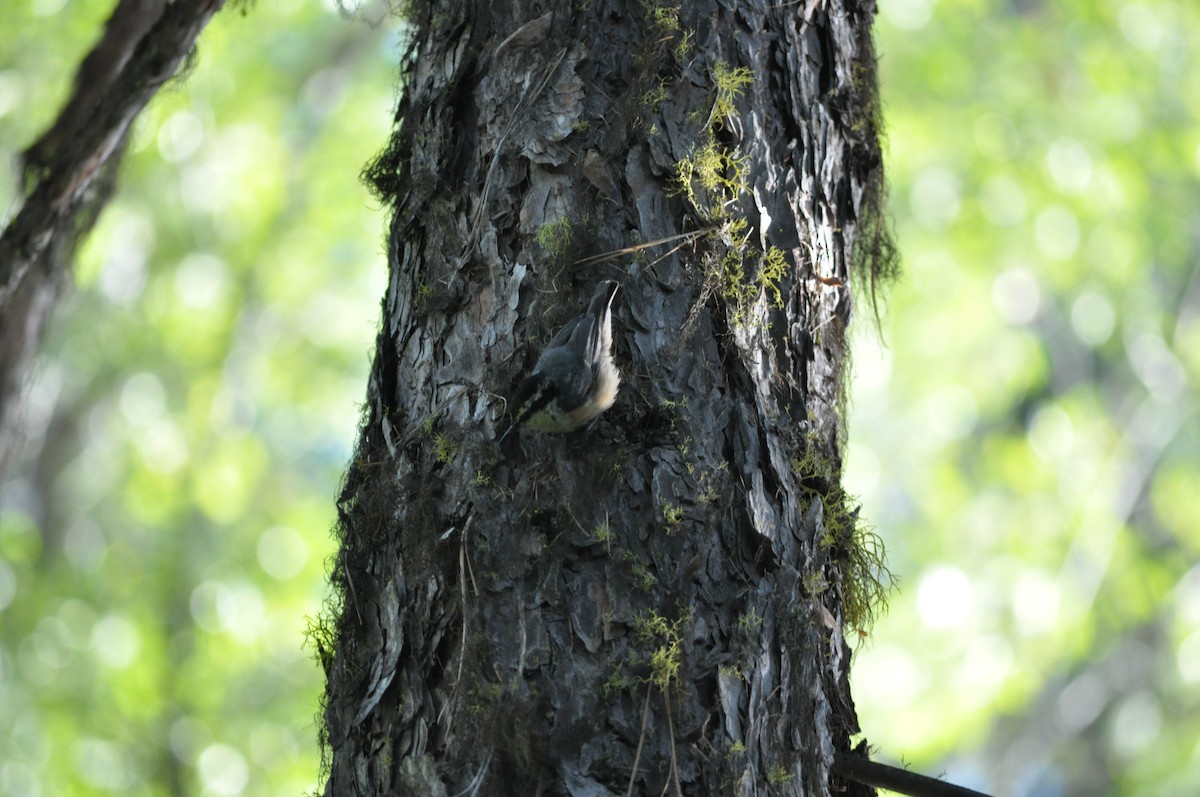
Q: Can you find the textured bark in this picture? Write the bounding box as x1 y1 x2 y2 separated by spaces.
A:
0 0 222 476
323 1 890 795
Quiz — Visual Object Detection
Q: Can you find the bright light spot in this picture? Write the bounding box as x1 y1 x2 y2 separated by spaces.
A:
1056 671 1108 731
1119 4 1164 50
170 715 212 763
844 443 881 500
139 421 190 474
960 634 1014 690
910 167 961 229
922 386 978 443
180 160 226 215
158 111 205 162
1175 566 1200 626
1034 205 1081 261
880 0 932 30
1028 405 1074 463
192 581 266 642
1127 332 1185 402
1070 291 1116 346
249 723 299 767
851 644 927 710
1045 139 1092 193
916 565 975 630
979 175 1026 227
257 526 310 581
0 72 23 119
1177 631 1200 685
992 268 1041 325
218 581 267 643
97 214 153 304
120 373 166 428
32 0 67 15
1109 691 1162 760
175 252 229 309
198 744 250 796
303 293 363 347
850 332 892 392
91 614 141 669
1011 568 1060 635
0 761 41 797
75 738 132 790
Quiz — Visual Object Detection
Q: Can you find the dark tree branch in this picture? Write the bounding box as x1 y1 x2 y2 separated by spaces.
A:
0 0 224 477
834 751 996 797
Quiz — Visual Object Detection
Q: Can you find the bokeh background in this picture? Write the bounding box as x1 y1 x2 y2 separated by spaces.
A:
1 0 1197 795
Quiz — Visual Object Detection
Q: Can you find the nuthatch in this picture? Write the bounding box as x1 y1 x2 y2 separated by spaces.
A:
499 280 621 441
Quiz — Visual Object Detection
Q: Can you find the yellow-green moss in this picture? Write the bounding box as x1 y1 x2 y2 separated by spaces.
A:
710 61 753 127
535 217 575 262
634 610 687 690
793 444 894 636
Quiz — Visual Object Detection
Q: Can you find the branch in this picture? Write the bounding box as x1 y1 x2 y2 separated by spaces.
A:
0 0 225 309
833 751 996 797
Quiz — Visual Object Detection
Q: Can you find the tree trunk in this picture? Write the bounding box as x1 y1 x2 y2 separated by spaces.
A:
320 1 893 795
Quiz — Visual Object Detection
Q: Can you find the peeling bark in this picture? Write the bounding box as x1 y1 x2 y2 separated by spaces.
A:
323 2 891 795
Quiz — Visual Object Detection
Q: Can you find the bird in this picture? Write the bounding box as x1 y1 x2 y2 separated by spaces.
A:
499 280 621 442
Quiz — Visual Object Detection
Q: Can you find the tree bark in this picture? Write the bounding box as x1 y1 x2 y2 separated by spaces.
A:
321 1 893 795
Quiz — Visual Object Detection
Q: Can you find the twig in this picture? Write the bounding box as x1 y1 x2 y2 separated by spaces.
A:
572 227 719 268
661 687 683 797
625 688 652 797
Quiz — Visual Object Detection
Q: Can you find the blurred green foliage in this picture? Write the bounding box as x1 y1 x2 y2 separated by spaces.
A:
0 1 393 794
848 0 1200 793
4 0 1199 796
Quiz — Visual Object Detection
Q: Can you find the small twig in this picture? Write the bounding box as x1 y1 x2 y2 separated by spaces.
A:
340 547 363 625
450 750 493 797
662 687 683 797
572 226 719 268
625 688 652 797
441 516 476 736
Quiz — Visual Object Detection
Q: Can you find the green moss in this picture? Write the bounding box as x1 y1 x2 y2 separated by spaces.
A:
793 444 894 636
535 217 575 262
675 139 748 218
632 559 657 592
603 661 631 698
710 61 753 127
641 78 669 112
433 432 456 464
737 608 762 633
673 28 693 63
302 611 338 674
634 610 687 690
640 0 680 32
